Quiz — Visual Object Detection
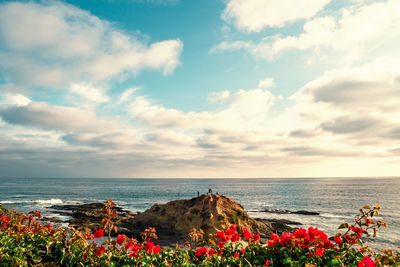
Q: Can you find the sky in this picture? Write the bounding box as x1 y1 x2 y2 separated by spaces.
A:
0 0 399 178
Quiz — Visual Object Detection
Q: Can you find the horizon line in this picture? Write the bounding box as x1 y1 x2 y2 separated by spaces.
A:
1 176 399 180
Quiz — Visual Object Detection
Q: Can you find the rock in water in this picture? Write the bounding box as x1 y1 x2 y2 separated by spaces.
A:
49 203 136 233
130 194 279 241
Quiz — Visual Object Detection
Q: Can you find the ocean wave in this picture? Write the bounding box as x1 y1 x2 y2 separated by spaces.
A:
1 198 63 205
37 199 63 205
320 213 348 219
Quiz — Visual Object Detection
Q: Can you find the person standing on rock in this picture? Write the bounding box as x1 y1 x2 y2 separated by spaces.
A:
208 188 212 194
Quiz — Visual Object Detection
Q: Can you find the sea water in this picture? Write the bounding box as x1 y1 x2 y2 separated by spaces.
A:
0 177 399 249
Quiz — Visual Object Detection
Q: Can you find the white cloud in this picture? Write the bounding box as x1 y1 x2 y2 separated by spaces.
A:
210 40 253 55
130 86 276 132
85 39 183 80
117 87 140 104
0 1 183 88
69 83 110 103
222 0 331 32
130 95 193 128
1 93 31 107
257 77 274 89
1 64 400 177
282 56 400 148
207 90 230 103
0 102 123 133
1 1 400 177
215 0 400 63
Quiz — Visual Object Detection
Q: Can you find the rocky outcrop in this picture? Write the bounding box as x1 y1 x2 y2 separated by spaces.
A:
129 194 292 243
49 203 136 234
47 195 295 246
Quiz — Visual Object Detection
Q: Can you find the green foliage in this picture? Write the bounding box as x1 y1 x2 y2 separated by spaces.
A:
0 201 399 266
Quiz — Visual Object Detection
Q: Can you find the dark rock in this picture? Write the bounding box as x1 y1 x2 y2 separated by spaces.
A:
257 218 302 226
292 210 320 216
260 208 320 216
41 217 64 224
49 203 136 236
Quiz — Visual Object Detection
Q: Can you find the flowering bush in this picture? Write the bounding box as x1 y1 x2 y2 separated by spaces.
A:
0 201 399 266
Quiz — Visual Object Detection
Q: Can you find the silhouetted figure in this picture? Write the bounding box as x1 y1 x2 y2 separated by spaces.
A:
208 188 212 194
197 191 200 197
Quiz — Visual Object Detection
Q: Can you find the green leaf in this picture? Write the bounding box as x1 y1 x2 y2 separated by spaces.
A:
338 223 349 229
283 257 292 266
327 259 341 267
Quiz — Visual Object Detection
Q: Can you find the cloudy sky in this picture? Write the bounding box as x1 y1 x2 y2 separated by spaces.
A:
0 0 399 178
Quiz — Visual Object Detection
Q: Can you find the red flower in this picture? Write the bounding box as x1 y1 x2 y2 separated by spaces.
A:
50 229 55 235
218 249 223 255
96 245 105 256
358 256 376 267
230 233 240 242
227 224 237 236
242 228 253 240
349 227 363 238
265 260 270 266
93 229 104 239
344 234 357 244
196 247 208 258
129 251 139 258
153 245 161 254
132 243 140 253
252 233 260 242
334 236 342 245
323 239 333 248
293 228 308 239
85 232 93 239
45 224 51 229
125 241 133 250
308 227 319 242
1 216 9 227
233 252 239 258
216 231 230 242
217 242 224 249
279 232 291 247
207 248 216 256
267 233 279 247
83 252 88 259
316 248 324 257
145 242 154 253
240 248 245 255
116 235 125 245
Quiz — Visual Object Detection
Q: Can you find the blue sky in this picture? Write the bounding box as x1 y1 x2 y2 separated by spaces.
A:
0 0 399 178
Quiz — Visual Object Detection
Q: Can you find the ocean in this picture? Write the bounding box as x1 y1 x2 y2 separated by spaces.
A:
0 177 399 250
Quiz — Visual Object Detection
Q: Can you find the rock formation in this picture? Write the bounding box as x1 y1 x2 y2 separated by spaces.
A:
48 194 295 246
129 194 292 242
48 203 136 232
